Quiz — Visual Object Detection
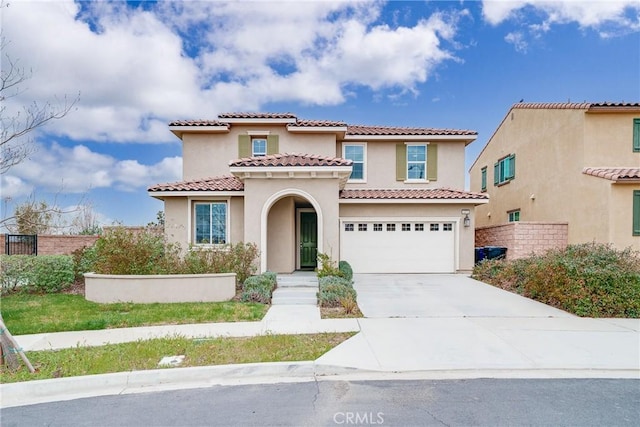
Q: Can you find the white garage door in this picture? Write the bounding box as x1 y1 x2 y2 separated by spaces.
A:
340 220 456 273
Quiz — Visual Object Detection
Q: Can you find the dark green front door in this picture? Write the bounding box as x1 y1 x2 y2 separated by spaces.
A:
300 211 317 269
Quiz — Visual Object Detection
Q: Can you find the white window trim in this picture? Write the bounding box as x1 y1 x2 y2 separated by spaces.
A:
404 142 429 183
190 199 230 247
246 130 271 136
342 142 367 183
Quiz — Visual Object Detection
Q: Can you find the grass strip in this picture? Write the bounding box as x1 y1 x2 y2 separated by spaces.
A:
0 332 355 383
1 294 269 335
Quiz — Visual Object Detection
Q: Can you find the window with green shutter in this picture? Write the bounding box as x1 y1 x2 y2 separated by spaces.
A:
396 143 437 181
481 166 487 192
633 190 640 236
494 154 516 185
238 134 278 157
633 118 640 152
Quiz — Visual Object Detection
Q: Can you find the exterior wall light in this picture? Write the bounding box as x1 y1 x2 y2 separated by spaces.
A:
461 209 471 227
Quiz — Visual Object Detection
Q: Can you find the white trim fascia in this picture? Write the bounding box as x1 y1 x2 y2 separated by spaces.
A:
169 126 229 138
339 198 489 205
221 118 297 124
288 126 348 133
149 191 244 198
340 216 460 223
246 130 271 136
343 134 477 142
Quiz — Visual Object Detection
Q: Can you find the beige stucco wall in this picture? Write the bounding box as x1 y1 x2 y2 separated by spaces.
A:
470 107 640 248
339 140 467 190
339 202 478 271
267 197 296 272
85 273 236 303
181 125 337 180
242 177 341 273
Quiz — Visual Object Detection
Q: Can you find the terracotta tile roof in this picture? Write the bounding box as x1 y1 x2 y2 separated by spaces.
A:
582 167 640 181
291 119 347 127
229 153 353 167
148 175 244 192
511 102 640 110
346 124 477 136
218 112 296 119
340 188 489 200
169 120 229 127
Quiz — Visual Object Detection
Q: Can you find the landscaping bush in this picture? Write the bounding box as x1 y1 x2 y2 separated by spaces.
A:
338 260 353 282
318 275 357 308
240 272 277 304
86 227 259 286
1 255 74 294
472 243 640 318
316 253 344 278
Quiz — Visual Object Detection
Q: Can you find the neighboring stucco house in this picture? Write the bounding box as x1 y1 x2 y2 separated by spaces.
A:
149 113 488 274
470 102 640 253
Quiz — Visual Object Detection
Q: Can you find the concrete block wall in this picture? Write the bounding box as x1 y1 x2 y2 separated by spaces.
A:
1 234 99 256
475 222 568 260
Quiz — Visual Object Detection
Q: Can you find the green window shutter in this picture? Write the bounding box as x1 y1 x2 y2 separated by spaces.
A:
481 167 487 191
266 135 279 155
508 154 516 179
493 162 499 185
238 135 251 158
634 190 640 236
427 144 438 181
396 144 407 181
633 119 640 152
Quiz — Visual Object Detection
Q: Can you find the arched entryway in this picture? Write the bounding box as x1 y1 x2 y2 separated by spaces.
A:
260 189 323 273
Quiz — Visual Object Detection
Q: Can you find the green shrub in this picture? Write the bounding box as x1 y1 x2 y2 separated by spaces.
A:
1 255 74 294
318 275 357 308
240 272 277 304
338 260 353 282
317 253 344 278
184 243 259 286
472 243 640 318
72 244 98 281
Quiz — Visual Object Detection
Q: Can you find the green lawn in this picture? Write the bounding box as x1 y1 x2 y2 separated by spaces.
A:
0 333 355 383
1 294 269 335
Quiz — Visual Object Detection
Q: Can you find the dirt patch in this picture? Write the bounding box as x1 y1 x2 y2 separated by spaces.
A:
63 281 85 296
320 306 363 319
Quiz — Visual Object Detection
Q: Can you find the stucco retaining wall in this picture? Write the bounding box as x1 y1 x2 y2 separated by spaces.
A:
84 273 236 303
475 222 568 260
1 234 99 255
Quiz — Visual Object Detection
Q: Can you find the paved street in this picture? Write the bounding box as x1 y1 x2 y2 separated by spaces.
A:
2 378 638 427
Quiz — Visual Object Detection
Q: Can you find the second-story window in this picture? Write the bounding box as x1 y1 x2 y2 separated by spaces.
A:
252 138 267 157
494 154 515 186
407 145 426 180
343 143 366 181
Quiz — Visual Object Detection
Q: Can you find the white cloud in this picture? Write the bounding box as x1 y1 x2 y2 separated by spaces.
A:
482 1 640 36
505 31 528 52
2 1 463 144
3 142 182 197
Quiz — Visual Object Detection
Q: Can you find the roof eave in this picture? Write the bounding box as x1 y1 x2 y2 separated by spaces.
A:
169 125 230 139
339 198 489 205
148 190 244 198
344 134 477 144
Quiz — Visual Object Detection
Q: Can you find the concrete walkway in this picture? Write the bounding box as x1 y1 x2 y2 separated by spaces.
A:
3 274 639 408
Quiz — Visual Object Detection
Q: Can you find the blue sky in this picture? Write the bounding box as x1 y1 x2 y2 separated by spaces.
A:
1 0 639 230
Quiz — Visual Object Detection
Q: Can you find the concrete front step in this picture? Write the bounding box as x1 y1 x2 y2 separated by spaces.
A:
272 287 318 305
276 275 319 288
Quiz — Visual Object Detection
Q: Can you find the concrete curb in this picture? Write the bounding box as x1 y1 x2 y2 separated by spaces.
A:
2 361 638 409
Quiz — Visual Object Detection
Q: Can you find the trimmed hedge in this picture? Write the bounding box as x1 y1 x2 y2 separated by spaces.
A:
338 261 353 282
318 275 357 308
472 243 640 318
1 255 74 294
240 272 277 304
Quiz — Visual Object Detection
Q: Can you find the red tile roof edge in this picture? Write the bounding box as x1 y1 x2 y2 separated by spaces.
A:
148 175 244 192
582 167 640 181
511 102 640 110
339 188 489 200
229 152 353 167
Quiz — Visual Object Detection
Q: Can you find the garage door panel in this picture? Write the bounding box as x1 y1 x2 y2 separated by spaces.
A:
340 221 455 273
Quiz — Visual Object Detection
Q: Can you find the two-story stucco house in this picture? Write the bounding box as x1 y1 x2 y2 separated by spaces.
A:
149 113 488 274
470 102 640 253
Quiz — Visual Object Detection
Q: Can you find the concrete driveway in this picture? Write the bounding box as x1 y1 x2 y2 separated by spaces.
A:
315 274 640 374
352 273 573 318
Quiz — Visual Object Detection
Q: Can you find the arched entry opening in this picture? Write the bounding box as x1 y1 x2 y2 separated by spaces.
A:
260 189 323 273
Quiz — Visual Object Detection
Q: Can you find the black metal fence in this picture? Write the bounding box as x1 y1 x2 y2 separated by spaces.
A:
4 234 37 255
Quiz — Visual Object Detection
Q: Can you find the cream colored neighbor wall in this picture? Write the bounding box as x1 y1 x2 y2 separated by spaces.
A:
242 178 341 273
339 203 477 271
610 185 640 250
181 125 337 180
584 113 640 166
229 197 244 243
266 197 296 272
340 140 467 190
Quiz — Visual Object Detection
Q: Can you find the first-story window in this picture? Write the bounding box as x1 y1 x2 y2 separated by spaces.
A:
508 210 520 222
195 202 227 244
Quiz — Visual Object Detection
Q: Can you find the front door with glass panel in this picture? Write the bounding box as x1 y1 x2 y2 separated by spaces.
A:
299 211 317 269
